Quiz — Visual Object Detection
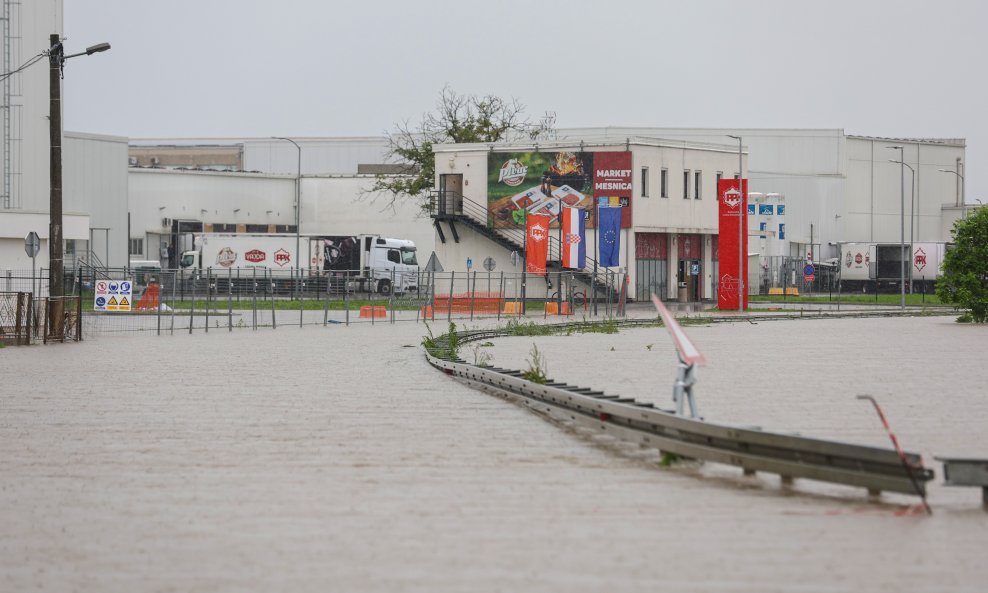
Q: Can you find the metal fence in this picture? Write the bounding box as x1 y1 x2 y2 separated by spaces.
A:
1 267 629 342
753 257 940 299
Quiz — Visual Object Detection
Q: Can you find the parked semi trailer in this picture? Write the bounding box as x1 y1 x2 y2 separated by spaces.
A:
180 233 418 295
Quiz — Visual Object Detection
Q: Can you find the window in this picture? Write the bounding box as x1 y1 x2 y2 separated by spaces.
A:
694 171 702 200
715 172 723 200
683 170 690 199
387 249 401 264
129 238 144 256
660 168 668 198
641 167 649 197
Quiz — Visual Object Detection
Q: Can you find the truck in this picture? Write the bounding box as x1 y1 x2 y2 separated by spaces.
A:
837 242 949 292
321 235 418 295
179 233 418 295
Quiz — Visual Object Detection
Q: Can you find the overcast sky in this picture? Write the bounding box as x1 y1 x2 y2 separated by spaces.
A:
64 0 985 201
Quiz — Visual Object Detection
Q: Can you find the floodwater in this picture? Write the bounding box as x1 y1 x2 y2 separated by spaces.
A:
1 314 986 592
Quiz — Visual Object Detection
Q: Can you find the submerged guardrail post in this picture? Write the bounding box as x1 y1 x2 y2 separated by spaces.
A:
652 293 706 419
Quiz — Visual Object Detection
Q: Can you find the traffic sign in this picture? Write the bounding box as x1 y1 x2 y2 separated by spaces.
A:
24 232 40 257
483 256 496 272
803 262 815 282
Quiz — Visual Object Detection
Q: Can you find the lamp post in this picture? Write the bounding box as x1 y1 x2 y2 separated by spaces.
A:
938 167 965 218
886 146 906 310
49 35 111 340
272 137 301 298
888 159 915 293
727 135 744 312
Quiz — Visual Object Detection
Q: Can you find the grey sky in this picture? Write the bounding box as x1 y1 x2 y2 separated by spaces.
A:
64 0 985 200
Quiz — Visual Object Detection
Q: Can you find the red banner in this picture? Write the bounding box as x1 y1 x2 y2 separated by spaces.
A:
592 151 633 228
525 213 551 274
717 179 749 311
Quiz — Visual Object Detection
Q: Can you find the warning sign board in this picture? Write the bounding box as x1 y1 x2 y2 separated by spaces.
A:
94 280 133 312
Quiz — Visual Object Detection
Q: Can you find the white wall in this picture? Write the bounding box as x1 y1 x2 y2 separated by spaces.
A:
2 1 62 211
845 137 965 245
130 168 296 235
244 137 389 175
63 132 129 267
302 176 436 258
128 169 436 266
0 209 88 271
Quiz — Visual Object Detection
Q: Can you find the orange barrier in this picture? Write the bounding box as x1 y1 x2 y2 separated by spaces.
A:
134 283 160 311
501 301 524 314
545 302 572 316
431 292 503 314
359 305 387 318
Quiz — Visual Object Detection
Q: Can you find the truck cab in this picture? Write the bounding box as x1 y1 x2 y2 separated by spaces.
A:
362 236 418 295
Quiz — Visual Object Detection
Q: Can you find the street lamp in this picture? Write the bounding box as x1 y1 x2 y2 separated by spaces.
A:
938 167 965 217
727 134 743 313
272 136 301 297
888 159 915 293
49 35 111 340
886 146 906 310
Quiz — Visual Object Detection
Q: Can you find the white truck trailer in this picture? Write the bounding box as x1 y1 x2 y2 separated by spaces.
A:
180 233 418 295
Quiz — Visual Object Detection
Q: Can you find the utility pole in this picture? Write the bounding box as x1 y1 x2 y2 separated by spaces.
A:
46 35 110 340
49 34 65 339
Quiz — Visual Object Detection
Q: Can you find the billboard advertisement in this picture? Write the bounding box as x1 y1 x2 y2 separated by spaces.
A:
487 151 631 230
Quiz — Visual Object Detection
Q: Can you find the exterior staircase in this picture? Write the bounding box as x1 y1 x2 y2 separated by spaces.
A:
429 190 623 302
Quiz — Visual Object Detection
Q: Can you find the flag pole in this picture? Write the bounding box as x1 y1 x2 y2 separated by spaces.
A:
593 200 599 316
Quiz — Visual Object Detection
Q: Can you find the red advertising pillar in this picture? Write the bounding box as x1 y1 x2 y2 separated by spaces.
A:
717 179 749 311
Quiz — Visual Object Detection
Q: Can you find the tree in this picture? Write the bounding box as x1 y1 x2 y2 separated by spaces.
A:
936 206 988 322
371 86 554 210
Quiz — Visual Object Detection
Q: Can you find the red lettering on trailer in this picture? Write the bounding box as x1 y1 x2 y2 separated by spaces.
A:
274 249 291 266
245 249 266 263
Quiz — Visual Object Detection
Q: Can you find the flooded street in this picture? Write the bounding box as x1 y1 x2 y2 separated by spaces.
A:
2 315 986 592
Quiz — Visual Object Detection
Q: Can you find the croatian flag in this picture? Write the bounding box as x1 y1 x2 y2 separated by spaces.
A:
598 206 621 267
561 207 586 270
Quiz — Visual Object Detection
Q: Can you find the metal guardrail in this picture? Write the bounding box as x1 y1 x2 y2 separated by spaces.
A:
424 321 934 499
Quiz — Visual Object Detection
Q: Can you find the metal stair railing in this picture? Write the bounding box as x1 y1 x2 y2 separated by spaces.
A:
431 189 620 300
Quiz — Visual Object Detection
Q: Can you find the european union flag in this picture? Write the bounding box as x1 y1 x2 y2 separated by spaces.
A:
598 207 621 267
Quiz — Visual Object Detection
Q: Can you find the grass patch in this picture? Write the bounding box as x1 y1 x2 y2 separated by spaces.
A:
522 344 548 384
748 293 945 306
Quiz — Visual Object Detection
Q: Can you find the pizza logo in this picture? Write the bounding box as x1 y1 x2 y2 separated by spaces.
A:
498 159 528 187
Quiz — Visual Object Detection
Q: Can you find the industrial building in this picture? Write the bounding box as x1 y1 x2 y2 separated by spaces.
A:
1 3 978 301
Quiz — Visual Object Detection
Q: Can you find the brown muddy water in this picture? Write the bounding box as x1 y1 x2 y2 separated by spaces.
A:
1 315 986 592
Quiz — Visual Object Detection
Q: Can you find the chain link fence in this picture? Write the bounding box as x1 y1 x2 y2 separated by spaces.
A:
2 267 629 342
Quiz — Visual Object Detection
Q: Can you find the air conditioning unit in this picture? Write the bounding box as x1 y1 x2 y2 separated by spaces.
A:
162 217 172 228
128 156 138 166
150 156 161 165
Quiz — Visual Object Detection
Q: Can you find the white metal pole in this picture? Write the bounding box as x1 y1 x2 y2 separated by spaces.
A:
730 136 743 312
889 146 905 310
